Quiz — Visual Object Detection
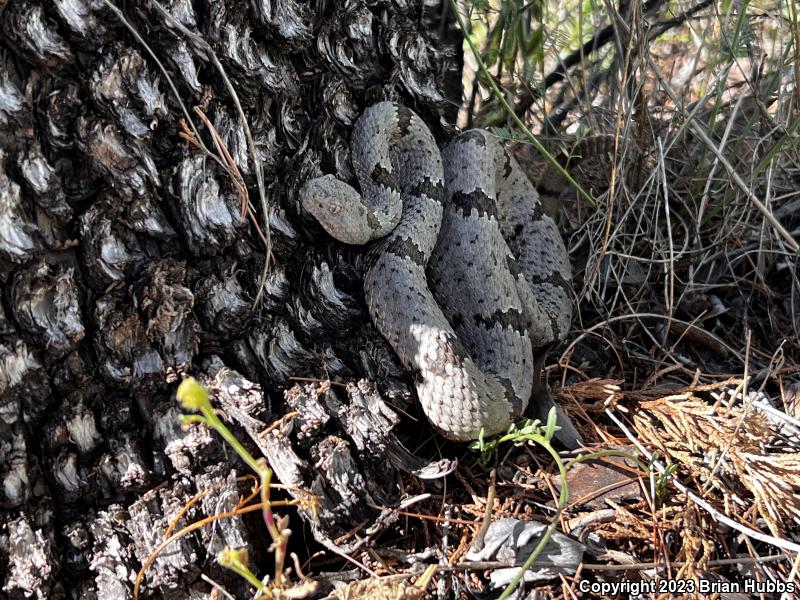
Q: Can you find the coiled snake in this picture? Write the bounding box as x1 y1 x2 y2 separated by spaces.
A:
301 102 573 441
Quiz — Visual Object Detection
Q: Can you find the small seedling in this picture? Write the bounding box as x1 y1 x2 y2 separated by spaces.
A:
175 377 302 597
469 408 561 471
649 451 679 507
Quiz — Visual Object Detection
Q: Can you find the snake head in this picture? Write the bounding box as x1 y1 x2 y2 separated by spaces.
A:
299 174 377 245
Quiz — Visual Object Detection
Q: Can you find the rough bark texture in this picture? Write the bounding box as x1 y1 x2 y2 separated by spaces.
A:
0 0 462 597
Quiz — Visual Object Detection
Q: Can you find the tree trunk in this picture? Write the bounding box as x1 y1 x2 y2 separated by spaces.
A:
0 0 461 597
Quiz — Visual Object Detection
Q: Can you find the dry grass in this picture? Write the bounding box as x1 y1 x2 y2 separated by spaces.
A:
383 0 800 595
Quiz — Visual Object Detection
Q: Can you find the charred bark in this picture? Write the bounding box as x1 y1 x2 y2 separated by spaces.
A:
0 0 460 597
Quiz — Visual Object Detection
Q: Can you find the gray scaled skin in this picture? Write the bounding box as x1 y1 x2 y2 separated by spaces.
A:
300 102 573 441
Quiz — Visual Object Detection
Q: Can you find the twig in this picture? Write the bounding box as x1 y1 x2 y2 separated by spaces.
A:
102 0 274 303
148 0 274 303
470 467 496 552
100 0 252 204
445 552 790 572
99 0 208 158
199 574 236 600
320 539 381 579
647 0 715 40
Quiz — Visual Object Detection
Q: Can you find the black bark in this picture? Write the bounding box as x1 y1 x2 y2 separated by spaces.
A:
0 0 461 597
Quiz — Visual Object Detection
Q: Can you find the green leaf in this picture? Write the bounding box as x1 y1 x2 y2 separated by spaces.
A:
544 406 558 441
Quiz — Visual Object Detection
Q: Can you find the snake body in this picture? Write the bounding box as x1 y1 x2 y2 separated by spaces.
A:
300 102 572 441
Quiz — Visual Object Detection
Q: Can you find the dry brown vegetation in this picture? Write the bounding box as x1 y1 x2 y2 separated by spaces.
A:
363 0 800 596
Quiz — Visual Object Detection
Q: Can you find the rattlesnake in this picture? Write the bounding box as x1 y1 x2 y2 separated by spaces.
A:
300 102 573 441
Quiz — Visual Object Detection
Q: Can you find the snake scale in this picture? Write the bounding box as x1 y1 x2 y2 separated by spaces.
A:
301 102 573 441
